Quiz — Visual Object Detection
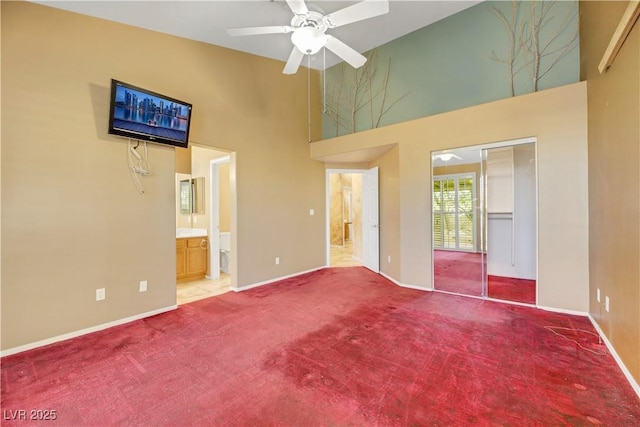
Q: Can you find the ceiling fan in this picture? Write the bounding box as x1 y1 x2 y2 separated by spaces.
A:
227 0 389 74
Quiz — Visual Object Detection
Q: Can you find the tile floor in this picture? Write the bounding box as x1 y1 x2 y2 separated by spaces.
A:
176 272 231 305
330 240 362 267
177 241 361 305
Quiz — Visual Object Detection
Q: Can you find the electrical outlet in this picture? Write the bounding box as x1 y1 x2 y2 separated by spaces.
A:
275 257 280 265
309 209 315 216
596 288 600 302
96 288 105 301
139 280 148 292
388 255 391 263
605 296 610 312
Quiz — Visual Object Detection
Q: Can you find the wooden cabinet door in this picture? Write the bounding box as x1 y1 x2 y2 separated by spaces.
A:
186 238 208 277
177 237 208 282
176 239 187 280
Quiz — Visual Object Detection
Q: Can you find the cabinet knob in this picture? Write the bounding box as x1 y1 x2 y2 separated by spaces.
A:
200 239 208 250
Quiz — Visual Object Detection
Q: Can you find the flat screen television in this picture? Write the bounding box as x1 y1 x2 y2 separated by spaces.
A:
108 79 192 148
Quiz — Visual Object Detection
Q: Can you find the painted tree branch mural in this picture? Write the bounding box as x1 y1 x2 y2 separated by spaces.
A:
490 1 524 97
324 49 407 136
490 0 579 95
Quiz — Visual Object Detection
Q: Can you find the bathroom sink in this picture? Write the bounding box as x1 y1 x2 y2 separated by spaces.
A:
176 228 208 238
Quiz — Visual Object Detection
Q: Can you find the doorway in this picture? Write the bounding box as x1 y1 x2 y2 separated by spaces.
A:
175 145 233 305
326 167 379 271
431 138 537 305
209 156 231 280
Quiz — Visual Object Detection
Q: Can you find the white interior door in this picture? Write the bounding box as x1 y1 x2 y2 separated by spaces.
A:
362 167 380 272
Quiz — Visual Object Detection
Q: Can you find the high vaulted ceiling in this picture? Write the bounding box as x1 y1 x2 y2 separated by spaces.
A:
33 0 482 70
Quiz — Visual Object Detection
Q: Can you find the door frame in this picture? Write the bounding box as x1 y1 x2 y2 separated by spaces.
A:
325 168 377 268
209 155 230 280
362 166 380 272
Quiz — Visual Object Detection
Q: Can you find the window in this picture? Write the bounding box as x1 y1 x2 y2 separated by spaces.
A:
433 174 475 251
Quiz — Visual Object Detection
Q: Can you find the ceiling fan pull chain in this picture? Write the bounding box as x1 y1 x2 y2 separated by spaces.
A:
323 47 327 114
308 53 311 143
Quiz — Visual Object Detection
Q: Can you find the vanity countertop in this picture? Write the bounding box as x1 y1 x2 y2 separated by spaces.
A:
176 228 208 238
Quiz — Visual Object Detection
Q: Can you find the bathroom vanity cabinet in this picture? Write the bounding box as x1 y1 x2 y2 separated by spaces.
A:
176 237 208 283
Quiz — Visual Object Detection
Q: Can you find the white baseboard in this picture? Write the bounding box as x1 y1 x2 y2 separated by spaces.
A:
588 315 640 399
1 305 178 358
537 304 588 317
231 266 326 292
486 297 535 308
380 272 432 291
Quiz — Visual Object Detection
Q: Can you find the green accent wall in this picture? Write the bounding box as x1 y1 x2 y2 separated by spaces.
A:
322 0 580 138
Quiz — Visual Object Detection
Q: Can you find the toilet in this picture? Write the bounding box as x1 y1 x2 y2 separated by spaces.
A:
219 232 231 274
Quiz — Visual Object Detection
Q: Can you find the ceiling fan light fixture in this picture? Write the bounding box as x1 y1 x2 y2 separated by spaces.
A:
438 153 454 162
291 27 328 54
227 0 389 74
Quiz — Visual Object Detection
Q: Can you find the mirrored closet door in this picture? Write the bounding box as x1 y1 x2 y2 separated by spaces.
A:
432 140 537 305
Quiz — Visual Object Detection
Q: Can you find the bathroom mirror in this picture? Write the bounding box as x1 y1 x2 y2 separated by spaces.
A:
180 180 191 214
192 177 205 214
179 177 205 215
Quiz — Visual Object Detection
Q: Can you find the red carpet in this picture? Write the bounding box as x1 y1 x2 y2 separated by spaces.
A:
488 274 536 304
435 250 536 304
434 249 484 297
2 267 639 426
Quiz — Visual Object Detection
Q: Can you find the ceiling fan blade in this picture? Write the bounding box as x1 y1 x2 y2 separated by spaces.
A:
283 47 305 74
325 0 389 28
227 26 292 36
325 36 367 69
286 0 309 16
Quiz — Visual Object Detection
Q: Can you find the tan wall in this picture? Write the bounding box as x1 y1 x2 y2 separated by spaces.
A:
190 147 211 231
351 174 363 261
219 162 230 233
329 174 343 245
580 0 640 384
371 146 400 279
175 146 192 175
1 2 324 350
312 82 589 312
190 145 229 232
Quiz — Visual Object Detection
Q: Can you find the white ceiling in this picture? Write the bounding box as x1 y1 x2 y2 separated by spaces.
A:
33 0 482 70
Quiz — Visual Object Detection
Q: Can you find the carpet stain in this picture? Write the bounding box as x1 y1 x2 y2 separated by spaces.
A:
261 273 639 425
2 267 639 426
